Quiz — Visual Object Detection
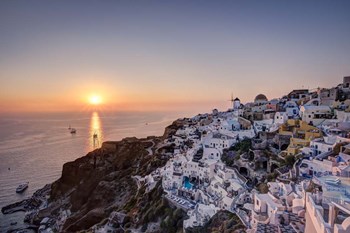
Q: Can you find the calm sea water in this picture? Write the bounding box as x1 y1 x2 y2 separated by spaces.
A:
0 111 189 232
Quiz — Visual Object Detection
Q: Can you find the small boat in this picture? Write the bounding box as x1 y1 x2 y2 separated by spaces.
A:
16 182 29 193
70 128 77 134
68 125 71 130
93 132 98 138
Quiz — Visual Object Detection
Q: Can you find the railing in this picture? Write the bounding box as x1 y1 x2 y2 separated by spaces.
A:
253 211 268 221
322 196 347 205
232 208 251 228
230 167 248 184
313 176 350 200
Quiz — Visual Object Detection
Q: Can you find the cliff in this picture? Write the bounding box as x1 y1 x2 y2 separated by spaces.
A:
46 136 168 232
3 120 187 232
186 211 245 233
162 118 193 140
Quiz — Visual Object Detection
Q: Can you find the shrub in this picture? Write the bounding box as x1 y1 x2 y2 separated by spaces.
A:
258 183 269 193
284 155 295 166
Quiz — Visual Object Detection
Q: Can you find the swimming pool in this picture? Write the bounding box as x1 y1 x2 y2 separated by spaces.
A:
183 176 193 189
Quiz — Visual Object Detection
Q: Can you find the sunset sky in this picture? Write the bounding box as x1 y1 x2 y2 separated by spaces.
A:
1 0 350 113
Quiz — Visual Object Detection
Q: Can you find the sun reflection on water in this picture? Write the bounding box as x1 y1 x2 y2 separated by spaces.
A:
89 111 103 150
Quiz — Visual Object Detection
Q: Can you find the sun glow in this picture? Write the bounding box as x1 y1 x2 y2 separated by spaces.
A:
89 95 102 105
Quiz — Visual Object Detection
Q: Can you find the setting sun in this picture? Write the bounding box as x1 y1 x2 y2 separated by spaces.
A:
89 95 102 105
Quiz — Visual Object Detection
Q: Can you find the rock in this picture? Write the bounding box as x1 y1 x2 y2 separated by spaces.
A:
186 210 245 233
64 208 105 232
4 135 174 232
1 196 43 214
162 119 187 139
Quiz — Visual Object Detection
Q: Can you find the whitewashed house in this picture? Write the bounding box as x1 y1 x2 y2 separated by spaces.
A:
299 105 332 126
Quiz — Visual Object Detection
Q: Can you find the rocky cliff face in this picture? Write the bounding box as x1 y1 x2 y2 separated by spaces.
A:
44 136 168 232
186 211 245 233
14 120 190 232
162 118 192 140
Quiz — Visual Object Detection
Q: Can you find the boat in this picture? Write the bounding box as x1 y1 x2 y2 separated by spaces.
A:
325 178 341 185
93 132 98 138
70 128 77 134
16 182 29 193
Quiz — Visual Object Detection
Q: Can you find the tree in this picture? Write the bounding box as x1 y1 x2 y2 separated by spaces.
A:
284 155 295 166
258 183 269 194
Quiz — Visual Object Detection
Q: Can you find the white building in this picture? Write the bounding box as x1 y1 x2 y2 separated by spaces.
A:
305 190 350 233
335 109 350 122
283 101 299 118
274 112 289 125
301 136 336 157
299 105 332 126
251 193 285 226
253 119 274 133
233 97 241 110
219 119 241 131
202 133 236 154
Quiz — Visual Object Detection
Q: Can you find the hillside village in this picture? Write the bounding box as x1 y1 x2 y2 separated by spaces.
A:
142 76 350 233
15 76 350 233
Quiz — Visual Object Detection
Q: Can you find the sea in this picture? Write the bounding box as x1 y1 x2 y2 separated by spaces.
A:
0 110 191 232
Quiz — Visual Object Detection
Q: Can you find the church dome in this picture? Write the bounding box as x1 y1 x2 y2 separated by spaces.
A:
254 94 268 102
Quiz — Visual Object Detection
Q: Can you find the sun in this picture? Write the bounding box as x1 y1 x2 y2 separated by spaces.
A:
89 95 102 105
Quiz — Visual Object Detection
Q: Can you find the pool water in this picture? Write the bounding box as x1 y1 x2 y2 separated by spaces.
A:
184 177 193 189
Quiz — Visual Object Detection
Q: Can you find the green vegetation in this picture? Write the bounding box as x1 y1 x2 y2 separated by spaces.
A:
221 138 252 167
284 155 296 167
258 183 269 194
186 210 245 233
230 138 252 153
266 172 278 182
122 180 186 233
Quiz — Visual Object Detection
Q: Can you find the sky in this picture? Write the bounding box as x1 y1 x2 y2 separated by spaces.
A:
0 0 350 113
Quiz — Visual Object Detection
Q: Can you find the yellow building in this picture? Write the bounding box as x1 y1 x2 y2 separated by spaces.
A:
278 119 322 156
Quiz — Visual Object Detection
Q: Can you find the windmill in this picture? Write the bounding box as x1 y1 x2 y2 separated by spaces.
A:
228 93 234 109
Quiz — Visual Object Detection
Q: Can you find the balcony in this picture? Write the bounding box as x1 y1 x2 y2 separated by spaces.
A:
253 211 268 222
